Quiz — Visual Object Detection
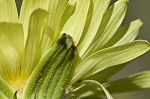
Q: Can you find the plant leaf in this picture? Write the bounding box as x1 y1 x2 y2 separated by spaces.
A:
70 40 150 85
105 71 150 93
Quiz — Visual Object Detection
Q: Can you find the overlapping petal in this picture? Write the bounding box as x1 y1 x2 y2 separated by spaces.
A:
84 19 143 83
82 0 128 59
21 9 48 80
70 40 150 85
0 0 18 22
0 23 24 87
78 0 111 57
46 0 68 42
107 19 143 47
0 0 149 98
19 0 48 44
62 0 90 44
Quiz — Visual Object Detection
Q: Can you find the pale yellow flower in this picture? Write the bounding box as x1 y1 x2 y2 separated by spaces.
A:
0 0 150 98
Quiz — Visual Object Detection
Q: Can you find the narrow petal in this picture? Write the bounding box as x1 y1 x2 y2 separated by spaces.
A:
46 0 68 42
86 20 143 82
19 0 48 44
21 9 48 80
70 40 150 85
62 0 90 44
82 0 128 59
0 0 18 22
45 3 75 46
78 0 111 56
87 19 143 82
86 63 127 83
104 19 143 48
105 71 150 93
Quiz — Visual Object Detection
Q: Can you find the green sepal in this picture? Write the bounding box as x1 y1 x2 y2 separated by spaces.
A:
0 78 14 99
69 80 113 99
23 34 76 99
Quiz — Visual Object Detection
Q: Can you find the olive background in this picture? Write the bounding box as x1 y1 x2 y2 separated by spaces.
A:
15 0 150 98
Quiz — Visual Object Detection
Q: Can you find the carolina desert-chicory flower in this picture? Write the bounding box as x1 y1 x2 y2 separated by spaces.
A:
0 0 150 99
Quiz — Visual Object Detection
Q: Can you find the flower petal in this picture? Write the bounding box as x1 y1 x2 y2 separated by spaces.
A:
0 0 18 22
0 23 24 86
19 0 48 43
0 46 20 87
104 19 143 48
62 0 90 44
78 0 111 56
21 9 48 80
82 0 128 59
70 40 150 85
86 20 143 82
105 71 150 93
86 63 127 83
46 0 68 41
46 3 75 45
0 22 24 54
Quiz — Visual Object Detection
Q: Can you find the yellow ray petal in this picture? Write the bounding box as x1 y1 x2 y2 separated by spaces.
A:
82 0 128 59
21 9 48 80
0 0 18 22
78 0 111 57
19 0 48 44
62 0 90 44
0 22 24 90
70 40 150 85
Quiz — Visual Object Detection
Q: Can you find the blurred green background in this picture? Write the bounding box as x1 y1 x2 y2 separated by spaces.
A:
15 0 150 98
